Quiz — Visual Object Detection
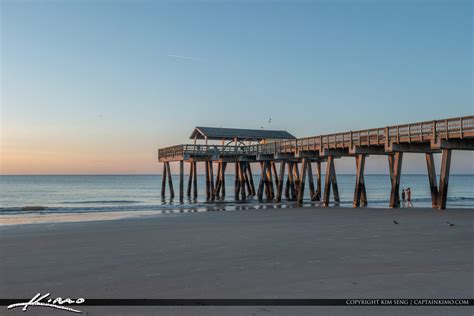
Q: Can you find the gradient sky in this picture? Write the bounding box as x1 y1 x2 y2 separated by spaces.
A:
1 0 472 175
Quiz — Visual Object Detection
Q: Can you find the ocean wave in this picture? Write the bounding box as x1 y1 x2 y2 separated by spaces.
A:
21 206 48 211
410 196 474 203
0 200 297 215
61 200 139 204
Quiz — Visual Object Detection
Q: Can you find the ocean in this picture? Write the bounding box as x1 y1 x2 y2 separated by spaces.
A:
1 175 473 217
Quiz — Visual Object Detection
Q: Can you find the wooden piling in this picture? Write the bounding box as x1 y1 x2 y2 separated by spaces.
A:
187 162 193 198
315 161 322 201
307 161 315 201
293 162 300 197
361 175 367 206
425 153 438 208
246 162 256 196
331 158 340 203
166 162 174 199
179 160 184 201
214 162 222 198
209 161 215 201
276 161 286 202
388 152 403 208
235 162 240 200
271 162 279 189
192 161 198 199
353 154 366 207
297 158 308 204
265 161 275 200
284 175 290 199
205 161 210 201
323 156 339 207
287 162 296 200
438 149 452 210
323 159 332 207
161 162 167 198
257 162 266 201
284 175 291 199
243 163 252 196
221 162 227 198
239 162 247 200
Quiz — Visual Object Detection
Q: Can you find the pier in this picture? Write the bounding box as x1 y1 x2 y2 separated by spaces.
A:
158 116 474 210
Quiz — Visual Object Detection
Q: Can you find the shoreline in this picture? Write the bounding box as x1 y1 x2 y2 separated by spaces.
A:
1 202 473 226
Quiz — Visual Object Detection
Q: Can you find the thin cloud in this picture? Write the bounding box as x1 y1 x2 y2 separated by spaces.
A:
167 54 199 61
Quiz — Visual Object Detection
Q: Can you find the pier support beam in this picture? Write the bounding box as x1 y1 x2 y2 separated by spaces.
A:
323 156 340 207
179 160 184 201
293 162 300 198
166 162 174 199
247 163 256 196
214 162 221 198
307 162 315 201
315 161 322 201
192 161 198 200
284 162 291 199
272 162 279 191
239 162 247 200
161 162 167 199
187 162 193 198
438 149 452 210
205 161 210 201
215 161 227 199
214 162 227 199
388 152 403 208
287 162 296 200
297 158 308 205
243 163 252 196
222 162 227 198
425 153 438 208
353 154 367 207
257 162 267 201
265 161 275 200
235 162 240 200
221 162 227 198
276 161 286 202
209 161 215 201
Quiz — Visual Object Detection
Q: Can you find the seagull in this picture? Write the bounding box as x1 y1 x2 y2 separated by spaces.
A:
268 117 272 124
393 220 399 225
449 223 455 227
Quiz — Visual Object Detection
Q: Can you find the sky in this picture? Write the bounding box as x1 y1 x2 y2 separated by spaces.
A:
1 0 472 175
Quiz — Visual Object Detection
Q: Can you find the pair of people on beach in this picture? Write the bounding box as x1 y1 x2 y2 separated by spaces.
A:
401 188 412 207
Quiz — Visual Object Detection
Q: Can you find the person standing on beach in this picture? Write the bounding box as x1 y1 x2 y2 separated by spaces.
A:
407 188 412 207
401 189 406 206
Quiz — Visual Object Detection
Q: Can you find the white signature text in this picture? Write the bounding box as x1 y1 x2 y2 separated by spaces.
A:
7 293 85 313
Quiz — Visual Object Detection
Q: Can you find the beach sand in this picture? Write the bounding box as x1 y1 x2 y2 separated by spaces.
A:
0 206 473 315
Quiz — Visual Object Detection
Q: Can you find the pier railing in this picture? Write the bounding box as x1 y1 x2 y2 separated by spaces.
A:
158 115 474 160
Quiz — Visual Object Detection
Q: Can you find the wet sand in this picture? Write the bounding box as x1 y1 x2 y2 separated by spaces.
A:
0 206 473 315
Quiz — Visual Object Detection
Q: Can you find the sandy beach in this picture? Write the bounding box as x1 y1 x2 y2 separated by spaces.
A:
0 206 473 315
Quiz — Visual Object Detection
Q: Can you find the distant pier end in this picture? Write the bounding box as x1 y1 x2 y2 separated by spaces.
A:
158 116 474 210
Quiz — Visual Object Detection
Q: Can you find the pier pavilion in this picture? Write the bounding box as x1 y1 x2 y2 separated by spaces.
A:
158 116 474 210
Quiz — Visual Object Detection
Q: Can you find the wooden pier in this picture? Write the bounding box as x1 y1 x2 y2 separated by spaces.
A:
158 116 474 209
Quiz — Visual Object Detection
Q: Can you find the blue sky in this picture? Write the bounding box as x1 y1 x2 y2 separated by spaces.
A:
1 0 472 174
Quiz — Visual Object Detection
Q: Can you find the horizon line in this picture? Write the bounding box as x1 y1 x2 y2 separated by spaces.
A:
1 173 473 176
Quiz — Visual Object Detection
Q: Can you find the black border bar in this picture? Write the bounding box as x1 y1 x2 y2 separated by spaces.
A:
1 299 473 306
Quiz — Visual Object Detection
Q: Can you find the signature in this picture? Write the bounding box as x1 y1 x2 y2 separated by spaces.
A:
7 293 85 313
